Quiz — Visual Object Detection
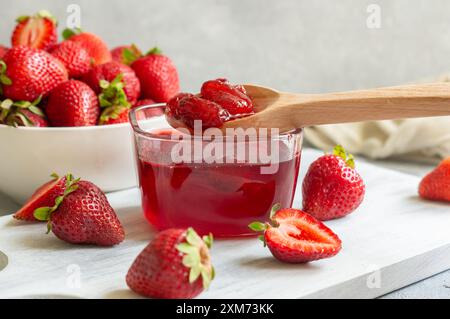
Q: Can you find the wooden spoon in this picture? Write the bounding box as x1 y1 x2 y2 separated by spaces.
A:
218 82 450 132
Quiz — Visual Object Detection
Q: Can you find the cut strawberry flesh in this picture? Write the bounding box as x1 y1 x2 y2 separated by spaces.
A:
13 177 65 221
265 209 342 263
12 17 55 50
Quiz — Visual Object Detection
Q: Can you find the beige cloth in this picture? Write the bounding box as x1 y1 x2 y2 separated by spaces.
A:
305 76 450 164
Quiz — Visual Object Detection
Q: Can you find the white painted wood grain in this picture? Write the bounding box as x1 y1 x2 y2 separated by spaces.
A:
0 149 449 299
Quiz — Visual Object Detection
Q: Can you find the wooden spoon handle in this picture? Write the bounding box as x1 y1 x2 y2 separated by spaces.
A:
283 82 450 127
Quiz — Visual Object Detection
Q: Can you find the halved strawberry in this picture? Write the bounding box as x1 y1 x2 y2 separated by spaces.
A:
249 205 342 263
13 174 67 221
11 10 57 51
419 157 450 202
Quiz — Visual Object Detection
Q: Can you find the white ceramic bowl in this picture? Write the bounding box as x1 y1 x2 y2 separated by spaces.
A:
0 123 138 204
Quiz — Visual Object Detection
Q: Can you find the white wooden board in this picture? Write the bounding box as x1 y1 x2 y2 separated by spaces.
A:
0 149 449 299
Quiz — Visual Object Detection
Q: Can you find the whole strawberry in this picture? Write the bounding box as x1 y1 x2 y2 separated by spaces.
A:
63 28 112 65
134 99 163 117
126 228 214 299
50 41 91 78
0 97 47 127
82 61 140 104
249 205 342 263
46 80 99 127
111 44 142 65
419 157 450 202
131 47 179 102
11 10 57 50
302 145 365 221
34 174 125 246
13 173 66 221
0 46 68 102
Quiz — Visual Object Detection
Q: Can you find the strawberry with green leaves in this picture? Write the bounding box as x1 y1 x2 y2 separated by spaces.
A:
111 44 142 65
0 96 47 127
97 74 132 125
131 47 179 102
126 228 214 299
249 204 342 263
34 174 125 246
82 61 140 104
302 145 365 221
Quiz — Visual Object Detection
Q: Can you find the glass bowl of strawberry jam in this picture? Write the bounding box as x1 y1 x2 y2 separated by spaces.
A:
130 104 302 237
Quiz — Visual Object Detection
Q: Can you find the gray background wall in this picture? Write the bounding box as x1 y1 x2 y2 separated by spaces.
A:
1 0 449 93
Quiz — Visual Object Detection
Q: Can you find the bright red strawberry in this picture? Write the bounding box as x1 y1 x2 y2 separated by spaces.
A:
249 205 342 263
82 61 140 104
419 157 450 202
0 97 47 127
201 78 253 115
0 46 68 102
50 41 91 78
63 28 112 65
0 45 8 59
302 145 365 221
46 80 99 127
111 44 142 65
126 228 214 299
11 11 57 51
131 47 179 102
34 175 125 246
166 94 229 129
13 174 66 221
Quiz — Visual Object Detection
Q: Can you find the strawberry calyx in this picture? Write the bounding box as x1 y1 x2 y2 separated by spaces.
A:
16 10 57 25
34 173 80 233
98 74 131 124
145 46 162 56
62 27 82 40
176 227 215 290
248 203 281 246
0 60 12 94
122 44 142 65
332 144 355 169
0 96 45 127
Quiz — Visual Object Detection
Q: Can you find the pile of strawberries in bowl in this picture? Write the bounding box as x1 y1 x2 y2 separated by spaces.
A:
0 10 179 127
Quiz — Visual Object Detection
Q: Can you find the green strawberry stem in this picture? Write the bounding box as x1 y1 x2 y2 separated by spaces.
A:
0 96 45 127
332 144 355 169
34 173 80 233
98 74 131 123
122 44 142 65
62 27 82 40
248 203 282 247
176 228 215 290
146 47 162 56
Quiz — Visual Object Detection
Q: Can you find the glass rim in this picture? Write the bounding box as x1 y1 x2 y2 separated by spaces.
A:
129 103 302 141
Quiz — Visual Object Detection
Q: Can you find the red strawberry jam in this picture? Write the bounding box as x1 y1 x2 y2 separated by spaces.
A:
136 129 301 237
165 78 254 129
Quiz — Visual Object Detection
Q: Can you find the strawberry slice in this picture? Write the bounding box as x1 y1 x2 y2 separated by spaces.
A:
13 174 67 221
11 11 57 51
249 205 342 263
